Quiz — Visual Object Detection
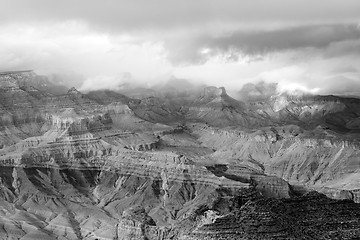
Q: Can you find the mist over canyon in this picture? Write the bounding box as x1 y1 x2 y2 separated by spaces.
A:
0 70 359 239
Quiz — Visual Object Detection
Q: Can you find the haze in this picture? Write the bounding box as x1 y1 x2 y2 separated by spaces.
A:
0 0 360 95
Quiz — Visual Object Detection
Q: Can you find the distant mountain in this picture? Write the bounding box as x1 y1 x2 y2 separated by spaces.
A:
186 86 271 127
86 89 132 105
0 70 69 95
237 81 278 102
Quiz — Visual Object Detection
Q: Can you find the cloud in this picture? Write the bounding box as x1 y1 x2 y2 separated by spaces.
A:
0 22 173 86
212 24 360 52
1 0 360 32
79 75 128 92
251 54 360 96
166 24 360 64
0 1 360 97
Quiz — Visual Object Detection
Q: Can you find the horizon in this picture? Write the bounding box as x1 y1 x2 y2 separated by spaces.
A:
2 69 360 101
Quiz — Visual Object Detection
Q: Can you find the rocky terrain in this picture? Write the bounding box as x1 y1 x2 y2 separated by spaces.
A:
0 71 360 239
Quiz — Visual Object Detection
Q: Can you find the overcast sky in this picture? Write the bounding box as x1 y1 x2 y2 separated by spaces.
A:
1 0 360 95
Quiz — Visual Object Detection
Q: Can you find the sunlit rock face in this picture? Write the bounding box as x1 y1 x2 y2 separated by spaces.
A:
1 71 360 239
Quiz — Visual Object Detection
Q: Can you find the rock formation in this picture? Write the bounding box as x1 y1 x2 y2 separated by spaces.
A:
0 71 360 239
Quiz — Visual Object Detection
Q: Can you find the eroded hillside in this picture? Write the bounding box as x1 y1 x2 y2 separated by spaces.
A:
0 71 360 239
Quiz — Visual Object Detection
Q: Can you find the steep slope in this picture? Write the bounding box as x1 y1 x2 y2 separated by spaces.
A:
183 191 360 239
0 71 53 146
0 73 296 238
268 94 360 132
86 90 132 105
0 70 68 95
129 97 185 124
238 82 360 132
2 72 360 239
186 87 267 127
0 125 291 239
188 123 360 202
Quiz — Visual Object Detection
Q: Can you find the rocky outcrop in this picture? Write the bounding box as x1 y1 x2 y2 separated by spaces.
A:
186 87 267 127
129 97 184 124
0 72 104 150
188 123 360 202
183 192 360 239
51 108 112 133
86 89 132 105
0 119 293 239
116 206 165 240
0 70 68 95
3 71 360 239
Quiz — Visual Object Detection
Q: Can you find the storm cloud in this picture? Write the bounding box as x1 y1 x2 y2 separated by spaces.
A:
1 0 359 31
167 24 360 63
0 0 359 96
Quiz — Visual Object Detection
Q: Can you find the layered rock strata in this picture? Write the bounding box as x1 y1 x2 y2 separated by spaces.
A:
1 71 360 239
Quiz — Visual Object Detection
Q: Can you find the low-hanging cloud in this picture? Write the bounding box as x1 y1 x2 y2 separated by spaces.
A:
0 22 173 86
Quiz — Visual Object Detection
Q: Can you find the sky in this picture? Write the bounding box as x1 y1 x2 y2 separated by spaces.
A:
0 0 360 96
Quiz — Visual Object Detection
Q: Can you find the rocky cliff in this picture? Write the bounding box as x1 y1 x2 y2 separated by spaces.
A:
1 71 360 239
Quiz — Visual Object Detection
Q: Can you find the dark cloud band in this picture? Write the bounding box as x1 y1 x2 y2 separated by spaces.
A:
166 24 360 64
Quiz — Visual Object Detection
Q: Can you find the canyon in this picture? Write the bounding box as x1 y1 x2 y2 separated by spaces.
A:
0 71 360 239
